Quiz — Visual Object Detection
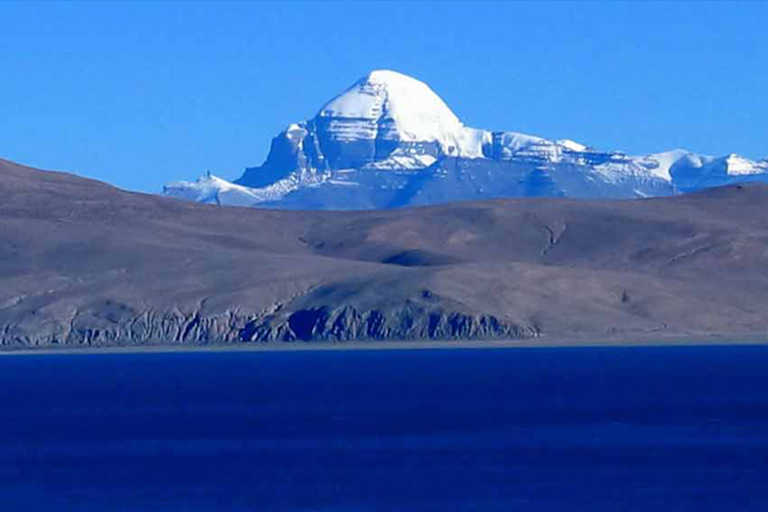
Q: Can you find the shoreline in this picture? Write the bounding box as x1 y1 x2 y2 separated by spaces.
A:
2 335 768 356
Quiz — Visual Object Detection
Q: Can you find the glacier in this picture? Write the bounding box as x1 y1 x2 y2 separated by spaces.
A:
164 70 768 210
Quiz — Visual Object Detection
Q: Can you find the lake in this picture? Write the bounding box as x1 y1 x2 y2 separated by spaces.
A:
1 345 767 511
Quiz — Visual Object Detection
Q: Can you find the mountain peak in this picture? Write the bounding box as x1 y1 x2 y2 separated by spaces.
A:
165 72 768 210
362 69 417 85
721 153 766 175
316 69 464 146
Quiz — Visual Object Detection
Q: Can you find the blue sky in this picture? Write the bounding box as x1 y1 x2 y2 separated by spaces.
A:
1 1 766 192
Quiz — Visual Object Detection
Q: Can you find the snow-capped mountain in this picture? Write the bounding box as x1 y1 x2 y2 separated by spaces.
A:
164 70 768 209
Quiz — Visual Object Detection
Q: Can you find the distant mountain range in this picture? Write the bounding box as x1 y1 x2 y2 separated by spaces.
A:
164 69 768 210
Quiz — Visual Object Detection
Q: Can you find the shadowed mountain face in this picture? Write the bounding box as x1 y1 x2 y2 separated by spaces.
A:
4 157 768 348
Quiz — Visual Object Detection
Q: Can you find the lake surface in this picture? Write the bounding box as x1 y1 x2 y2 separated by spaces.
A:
1 345 767 511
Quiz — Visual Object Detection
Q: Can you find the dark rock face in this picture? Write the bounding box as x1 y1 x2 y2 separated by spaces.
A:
252 306 528 343
237 124 326 188
232 115 680 210
6 157 768 349
5 304 526 347
235 120 446 189
233 140 768 210
249 156 676 211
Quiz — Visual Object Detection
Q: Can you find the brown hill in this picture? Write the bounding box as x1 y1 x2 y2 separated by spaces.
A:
2 157 768 348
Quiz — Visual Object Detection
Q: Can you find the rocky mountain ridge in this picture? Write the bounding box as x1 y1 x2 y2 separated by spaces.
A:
165 70 768 209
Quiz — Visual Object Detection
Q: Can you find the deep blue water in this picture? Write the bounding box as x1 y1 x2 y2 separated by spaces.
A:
1 346 768 511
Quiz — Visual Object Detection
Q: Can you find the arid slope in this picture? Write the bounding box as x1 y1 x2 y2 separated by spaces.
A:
2 157 768 348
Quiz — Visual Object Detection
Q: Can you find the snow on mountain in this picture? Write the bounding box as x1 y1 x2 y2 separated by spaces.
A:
163 70 767 210
719 154 768 175
556 139 589 152
163 172 317 207
314 70 589 161
638 149 698 181
318 70 465 150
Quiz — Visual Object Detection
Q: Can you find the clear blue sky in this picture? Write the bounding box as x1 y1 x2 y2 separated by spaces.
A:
1 1 766 192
